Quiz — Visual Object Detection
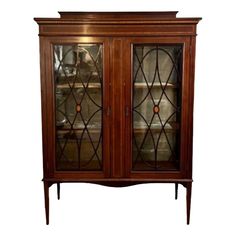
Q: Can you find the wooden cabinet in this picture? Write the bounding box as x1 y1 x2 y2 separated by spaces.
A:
35 11 201 225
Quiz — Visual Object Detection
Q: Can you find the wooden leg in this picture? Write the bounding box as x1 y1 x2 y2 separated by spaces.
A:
175 183 178 200
57 183 60 200
186 182 192 225
44 181 49 225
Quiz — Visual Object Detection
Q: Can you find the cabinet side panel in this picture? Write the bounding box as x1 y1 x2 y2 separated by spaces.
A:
39 37 54 178
179 38 191 177
39 37 48 178
187 36 197 178
46 39 56 178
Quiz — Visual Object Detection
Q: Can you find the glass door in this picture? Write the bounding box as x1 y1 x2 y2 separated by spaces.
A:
53 43 104 171
132 44 183 171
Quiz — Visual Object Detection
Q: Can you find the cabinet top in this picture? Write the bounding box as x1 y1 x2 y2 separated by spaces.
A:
34 11 201 24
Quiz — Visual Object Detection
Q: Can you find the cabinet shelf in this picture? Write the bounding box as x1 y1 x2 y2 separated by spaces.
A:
57 128 101 137
57 82 176 89
57 127 178 138
134 127 178 134
56 122 179 138
133 121 179 133
57 160 102 171
56 82 101 89
57 123 101 138
134 82 178 88
56 71 99 79
133 160 179 171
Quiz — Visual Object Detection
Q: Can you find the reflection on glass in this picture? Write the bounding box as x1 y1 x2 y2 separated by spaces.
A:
132 45 183 171
54 44 103 170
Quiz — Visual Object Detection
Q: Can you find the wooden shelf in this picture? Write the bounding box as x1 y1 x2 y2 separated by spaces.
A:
134 128 177 134
56 127 179 138
133 121 179 133
56 122 179 136
57 127 101 139
56 82 101 89
56 71 99 78
56 130 101 140
57 82 176 89
132 160 179 171
56 160 102 171
134 82 177 88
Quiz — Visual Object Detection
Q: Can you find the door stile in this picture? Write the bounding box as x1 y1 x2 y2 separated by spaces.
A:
102 39 111 178
123 39 132 177
110 38 126 178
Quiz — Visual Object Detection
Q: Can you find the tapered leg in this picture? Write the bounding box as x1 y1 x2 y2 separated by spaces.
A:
186 182 192 225
57 183 60 200
44 181 49 225
175 183 178 200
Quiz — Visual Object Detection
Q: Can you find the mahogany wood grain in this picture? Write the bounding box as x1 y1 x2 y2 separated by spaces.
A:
110 38 125 178
58 11 179 20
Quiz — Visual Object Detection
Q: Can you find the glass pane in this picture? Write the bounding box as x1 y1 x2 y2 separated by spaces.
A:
132 44 182 171
54 44 103 171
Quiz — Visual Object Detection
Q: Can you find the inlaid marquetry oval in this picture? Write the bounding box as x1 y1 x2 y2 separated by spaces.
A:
76 104 81 113
153 105 160 114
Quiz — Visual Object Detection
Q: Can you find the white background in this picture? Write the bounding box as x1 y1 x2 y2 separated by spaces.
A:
0 0 236 235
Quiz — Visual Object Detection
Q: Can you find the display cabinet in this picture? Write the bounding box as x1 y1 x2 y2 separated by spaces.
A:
34 11 201 224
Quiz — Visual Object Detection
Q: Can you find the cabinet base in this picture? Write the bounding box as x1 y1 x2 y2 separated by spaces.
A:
43 179 192 225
